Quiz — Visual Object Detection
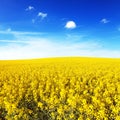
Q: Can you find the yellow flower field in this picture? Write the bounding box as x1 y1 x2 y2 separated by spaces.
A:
0 57 120 120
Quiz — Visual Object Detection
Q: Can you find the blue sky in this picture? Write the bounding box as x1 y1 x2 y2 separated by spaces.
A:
0 0 120 59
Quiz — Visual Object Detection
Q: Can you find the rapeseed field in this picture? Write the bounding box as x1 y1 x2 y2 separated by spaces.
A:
0 57 120 120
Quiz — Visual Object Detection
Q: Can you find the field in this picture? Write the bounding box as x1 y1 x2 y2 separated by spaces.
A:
0 57 120 120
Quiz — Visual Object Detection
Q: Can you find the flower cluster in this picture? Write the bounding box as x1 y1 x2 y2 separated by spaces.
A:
0 57 120 119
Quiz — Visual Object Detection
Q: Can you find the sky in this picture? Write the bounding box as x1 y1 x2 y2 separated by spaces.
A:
0 0 120 59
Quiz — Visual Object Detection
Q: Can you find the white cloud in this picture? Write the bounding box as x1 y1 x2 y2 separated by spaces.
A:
65 21 76 29
0 39 120 60
0 39 99 59
38 12 47 19
0 30 120 60
26 6 34 11
100 18 109 24
0 30 45 36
